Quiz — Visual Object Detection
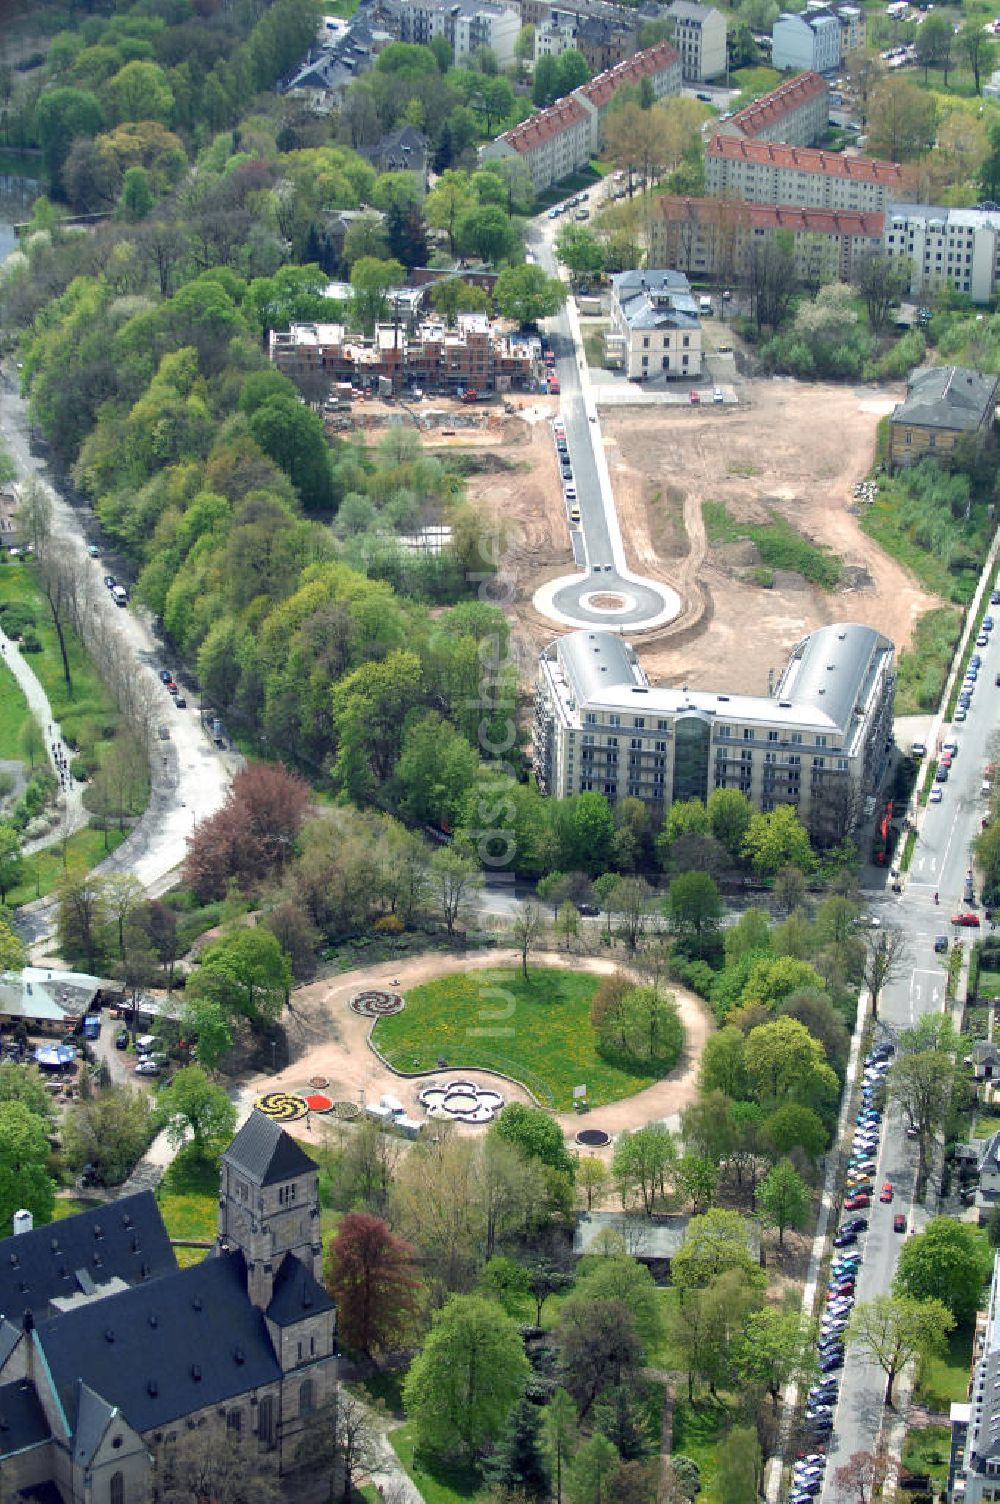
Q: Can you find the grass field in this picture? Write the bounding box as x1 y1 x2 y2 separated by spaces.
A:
5 826 127 905
702 500 841 589
895 606 963 716
0 565 118 741
372 967 663 1109
670 1396 735 1504
902 1424 952 1490
389 1422 482 1504
915 1321 975 1410
157 1145 220 1246
0 656 33 760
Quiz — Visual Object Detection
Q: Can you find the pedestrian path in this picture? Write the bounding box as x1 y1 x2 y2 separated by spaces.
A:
0 620 88 852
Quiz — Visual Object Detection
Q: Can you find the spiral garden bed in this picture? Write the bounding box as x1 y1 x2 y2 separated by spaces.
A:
351 990 405 1018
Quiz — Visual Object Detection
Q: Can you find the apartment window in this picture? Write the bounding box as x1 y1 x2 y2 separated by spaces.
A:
607 736 618 748
767 730 779 742
904 429 912 445
790 732 803 745
643 337 650 349
634 717 645 729
813 757 825 770
743 728 753 741
630 738 643 750
655 741 666 753
815 735 827 747
741 749 753 763
657 720 670 732
585 712 597 726
609 714 621 728
719 725 731 739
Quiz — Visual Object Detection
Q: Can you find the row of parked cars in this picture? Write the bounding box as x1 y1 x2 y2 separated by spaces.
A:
785 1045 900 1504
553 416 581 526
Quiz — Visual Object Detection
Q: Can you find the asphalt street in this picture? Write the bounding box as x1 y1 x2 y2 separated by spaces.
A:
525 212 680 630
818 600 999 1488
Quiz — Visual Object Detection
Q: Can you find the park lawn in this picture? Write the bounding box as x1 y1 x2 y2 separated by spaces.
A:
729 66 781 100
0 656 32 760
156 1145 220 1246
389 1421 481 1504
0 564 119 742
52 1197 101 1220
902 1424 952 1490
6 826 126 906
645 1286 689 1372
670 1396 735 1504
915 1321 975 1411
372 967 661 1110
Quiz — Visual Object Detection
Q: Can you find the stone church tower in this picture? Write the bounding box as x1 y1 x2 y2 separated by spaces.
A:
218 1109 324 1310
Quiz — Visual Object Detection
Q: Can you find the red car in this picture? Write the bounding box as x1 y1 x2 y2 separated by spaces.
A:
952 912 981 927
880 1181 894 1204
893 1213 907 1233
844 1193 871 1209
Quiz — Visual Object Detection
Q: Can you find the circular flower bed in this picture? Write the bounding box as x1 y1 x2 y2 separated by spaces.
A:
575 1128 611 1148
305 1093 334 1113
418 1080 505 1124
351 990 405 1018
256 1091 308 1122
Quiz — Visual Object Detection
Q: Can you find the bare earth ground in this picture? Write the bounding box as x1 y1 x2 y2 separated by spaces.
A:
235 949 712 1159
462 379 941 693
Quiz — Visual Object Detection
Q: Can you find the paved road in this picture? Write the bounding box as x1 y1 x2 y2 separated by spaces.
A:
524 211 680 632
818 585 999 1489
0 375 233 911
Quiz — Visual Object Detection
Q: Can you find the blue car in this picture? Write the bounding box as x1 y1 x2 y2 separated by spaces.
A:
985 616 994 631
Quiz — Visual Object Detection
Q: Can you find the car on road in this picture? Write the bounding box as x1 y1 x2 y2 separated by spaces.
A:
689 390 700 404
115 1028 128 1049
87 544 100 558
953 912 981 926
894 1213 907 1233
103 575 116 590
880 1181 894 1203
934 935 949 953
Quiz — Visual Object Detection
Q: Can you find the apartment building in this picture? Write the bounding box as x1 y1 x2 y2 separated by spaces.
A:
804 0 865 53
772 11 842 74
535 10 580 56
269 315 541 394
533 623 895 839
387 0 521 65
604 268 703 380
883 203 1000 304
950 1252 1000 1504
666 0 727 80
519 0 636 28
481 38 681 190
716 70 830 147
705 134 906 212
651 194 883 283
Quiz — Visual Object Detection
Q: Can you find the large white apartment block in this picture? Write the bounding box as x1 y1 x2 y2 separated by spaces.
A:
772 11 842 73
716 70 831 147
390 0 521 65
533 624 895 840
949 1252 1000 1504
666 0 727 80
804 0 865 53
705 134 906 212
604 269 703 381
883 203 1000 304
480 39 681 191
535 11 579 57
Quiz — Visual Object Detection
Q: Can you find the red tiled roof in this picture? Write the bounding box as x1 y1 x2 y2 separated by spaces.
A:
656 193 885 237
706 133 904 184
725 71 829 138
502 94 588 154
578 38 680 108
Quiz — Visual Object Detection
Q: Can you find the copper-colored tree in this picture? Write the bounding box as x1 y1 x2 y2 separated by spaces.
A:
325 1211 424 1357
183 761 309 900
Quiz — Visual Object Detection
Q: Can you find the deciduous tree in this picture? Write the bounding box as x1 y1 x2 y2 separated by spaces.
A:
157 1065 237 1149
894 1216 990 1322
325 1211 424 1356
848 1293 954 1406
0 1100 55 1232
757 1159 809 1245
404 1294 529 1458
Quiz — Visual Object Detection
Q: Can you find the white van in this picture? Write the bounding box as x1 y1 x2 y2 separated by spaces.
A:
699 295 712 313
111 584 128 607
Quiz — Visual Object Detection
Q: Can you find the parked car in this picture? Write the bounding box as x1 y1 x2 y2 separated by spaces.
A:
135 1060 160 1076
87 544 100 558
934 935 949 953
115 1028 128 1049
844 1193 870 1209
930 785 944 801
842 1217 868 1233
175 695 187 709
832 1230 857 1247
689 390 701 405
103 575 116 590
952 912 981 926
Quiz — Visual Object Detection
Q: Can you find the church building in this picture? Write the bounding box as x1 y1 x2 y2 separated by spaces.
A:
0 1110 339 1503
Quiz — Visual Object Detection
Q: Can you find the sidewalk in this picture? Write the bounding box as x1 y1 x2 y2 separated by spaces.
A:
0 620 88 851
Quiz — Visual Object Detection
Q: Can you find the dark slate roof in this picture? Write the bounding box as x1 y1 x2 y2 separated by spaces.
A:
0 1379 50 1458
71 1384 116 1467
267 1253 334 1329
0 1192 177 1323
222 1110 317 1187
35 1252 282 1435
892 365 1000 432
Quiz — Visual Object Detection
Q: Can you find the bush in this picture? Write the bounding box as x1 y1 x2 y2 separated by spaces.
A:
20 629 42 653
373 913 405 935
869 328 926 381
669 954 717 998
70 757 90 782
0 602 35 637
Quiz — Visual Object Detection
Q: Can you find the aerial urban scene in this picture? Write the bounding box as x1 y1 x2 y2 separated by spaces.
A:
1 0 1000 1501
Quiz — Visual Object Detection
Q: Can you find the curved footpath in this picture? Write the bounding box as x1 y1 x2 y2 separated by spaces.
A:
0 620 88 853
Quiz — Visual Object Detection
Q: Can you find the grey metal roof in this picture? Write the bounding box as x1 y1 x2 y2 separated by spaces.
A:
222 1110 318 1188
556 631 643 707
618 290 700 332
612 269 692 298
0 1192 176 1323
37 1252 282 1435
0 1379 50 1459
773 622 893 736
667 1 719 20
891 365 999 433
266 1253 334 1329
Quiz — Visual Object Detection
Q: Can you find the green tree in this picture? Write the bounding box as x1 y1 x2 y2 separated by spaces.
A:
757 1159 809 1246
915 12 952 82
762 1102 827 1162
0 911 24 976
0 1062 52 1120
716 1427 760 1504
546 1389 578 1504
495 264 566 325
403 1294 529 1458
61 1085 153 1186
698 1027 748 1100
577 1154 609 1211
17 717 45 771
248 397 334 512
848 1294 954 1406
888 1017 958 1197
707 788 753 861
555 48 590 95
492 1101 575 1176
186 928 292 1029
612 1123 676 1215
894 1217 990 1322
567 1433 619 1504
574 1257 664 1350
103 60 174 125
959 21 997 94
349 255 406 333
743 1016 830 1106
735 1307 817 1408
557 1297 643 1415
676 1153 719 1214
670 1209 765 1297
430 277 491 325
485 1396 549 1497
665 871 722 957
0 823 23 904
742 805 814 878
118 164 154 221
456 202 517 264
156 1065 237 1149
0 1101 55 1232
34 86 104 189
429 847 483 935
180 995 233 1072
555 224 606 279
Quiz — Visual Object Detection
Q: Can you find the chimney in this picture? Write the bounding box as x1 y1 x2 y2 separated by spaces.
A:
13 1210 33 1237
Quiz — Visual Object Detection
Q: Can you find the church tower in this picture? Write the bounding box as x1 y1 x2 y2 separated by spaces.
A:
218 1110 323 1310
